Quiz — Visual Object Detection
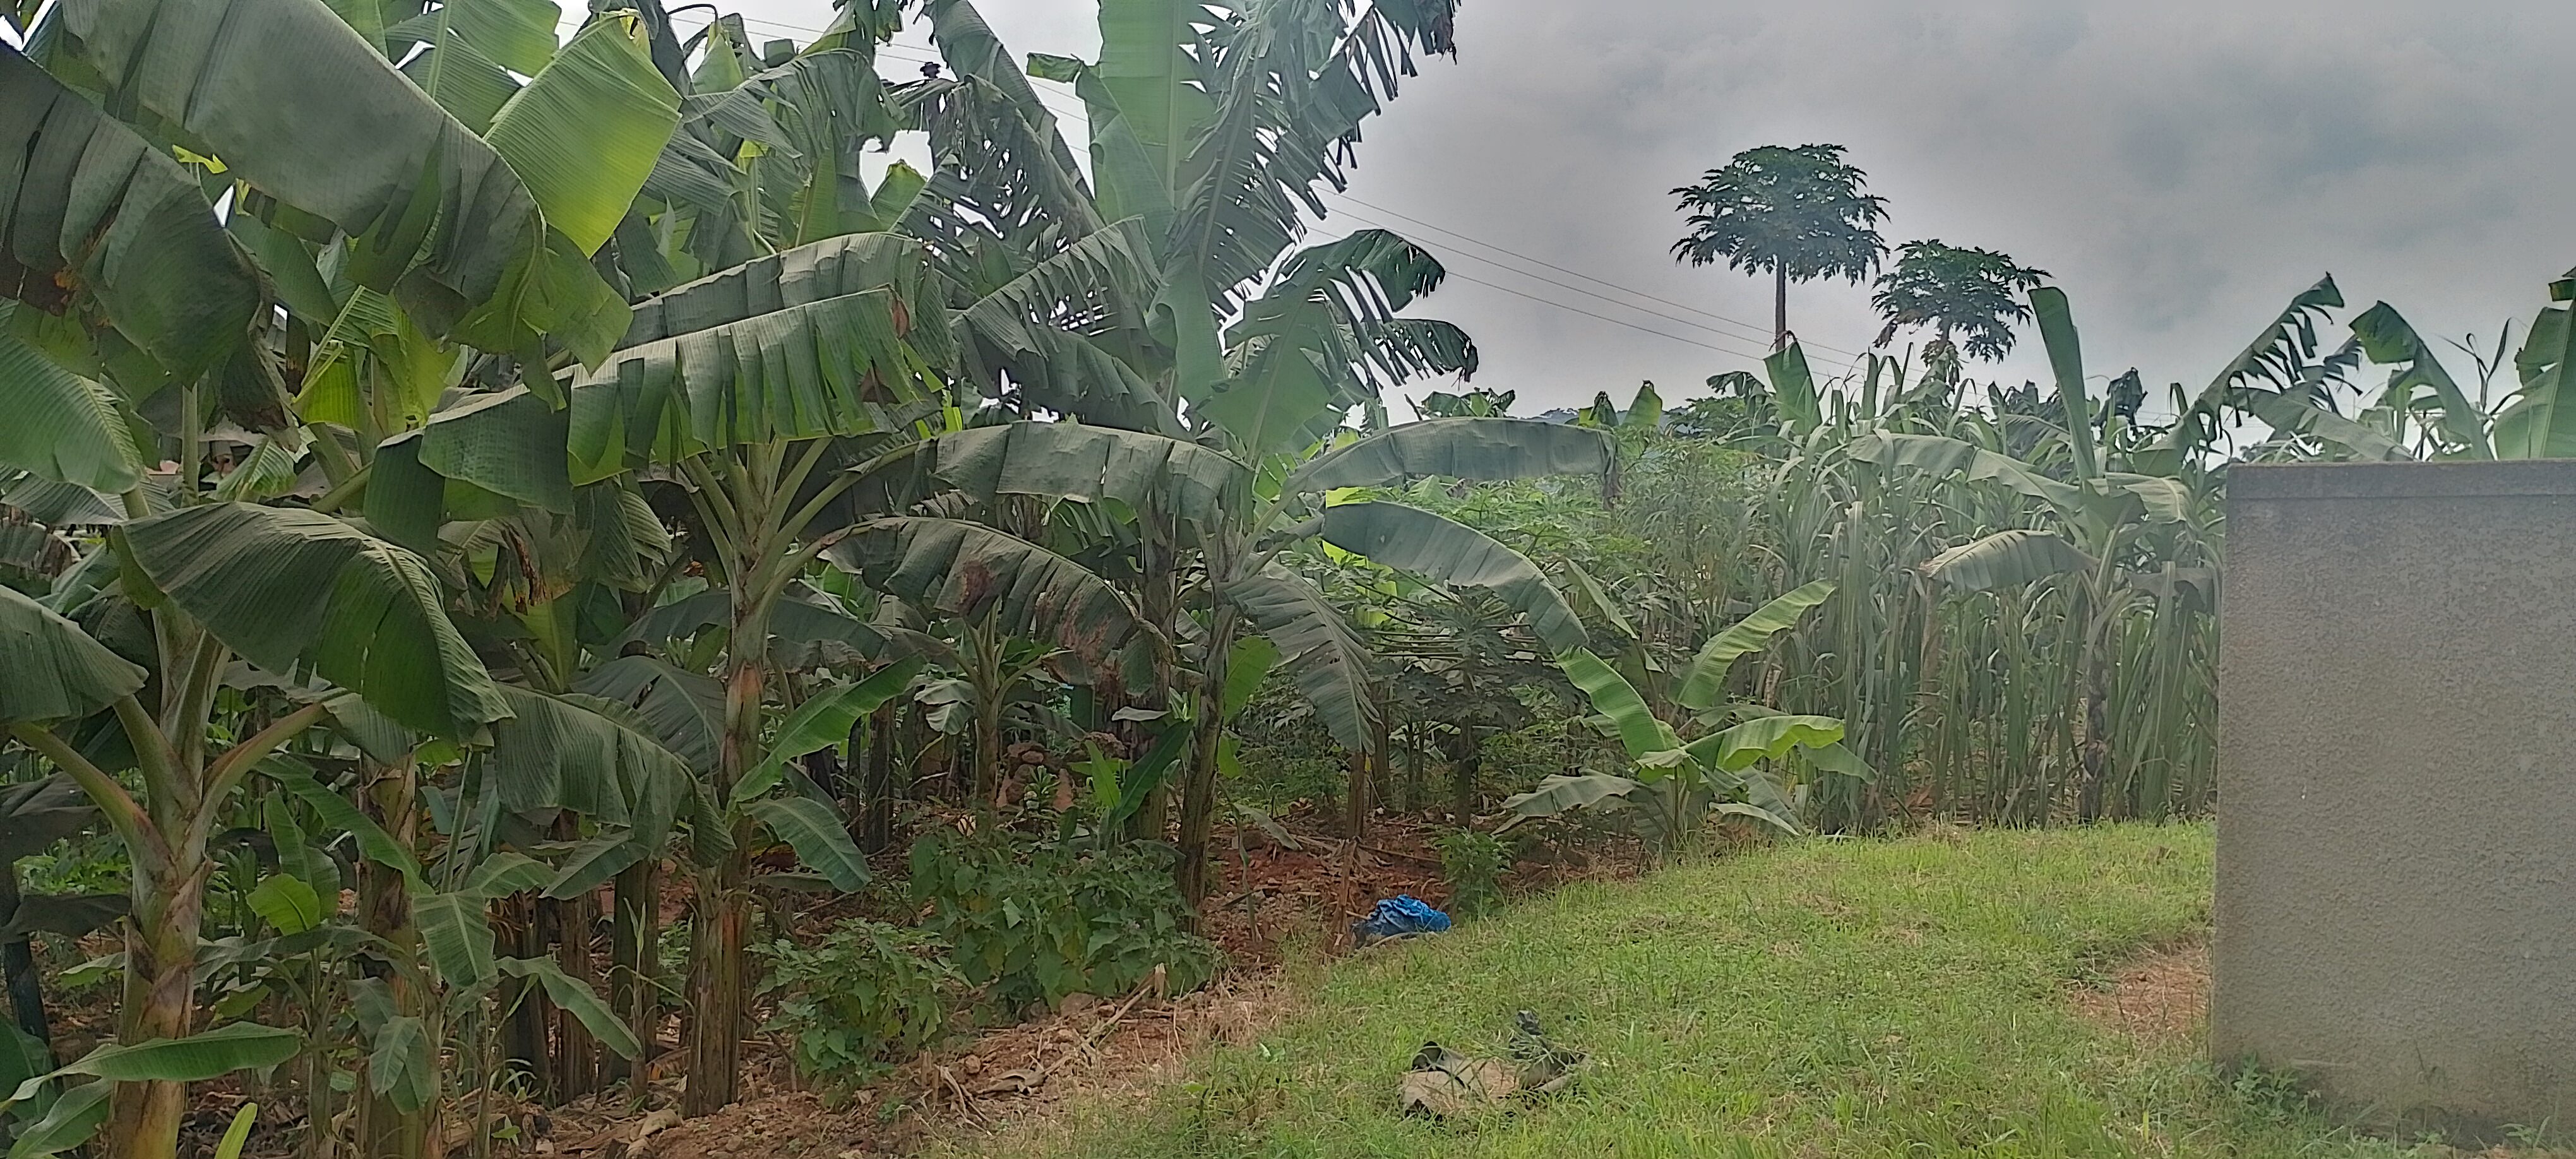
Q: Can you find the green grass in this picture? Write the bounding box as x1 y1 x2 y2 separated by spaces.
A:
960 824 2464 1158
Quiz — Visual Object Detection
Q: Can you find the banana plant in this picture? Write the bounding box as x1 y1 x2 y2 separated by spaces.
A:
1501 583 1862 851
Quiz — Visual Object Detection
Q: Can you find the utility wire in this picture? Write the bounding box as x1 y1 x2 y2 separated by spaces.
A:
1325 191 1864 360
1322 201 1786 362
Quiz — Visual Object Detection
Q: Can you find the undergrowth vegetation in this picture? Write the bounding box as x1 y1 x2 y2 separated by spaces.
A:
970 825 2478 1159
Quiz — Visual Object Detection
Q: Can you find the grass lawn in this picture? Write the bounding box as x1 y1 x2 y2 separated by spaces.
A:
957 824 2474 1158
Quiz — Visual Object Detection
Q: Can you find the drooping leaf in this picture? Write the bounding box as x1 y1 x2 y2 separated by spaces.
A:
497 956 641 1058
1556 649 1675 762
265 758 424 884
573 655 722 770
1674 581 1834 712
122 503 512 736
1220 635 1280 721
847 421 1249 532
1498 773 1641 828
1681 715 1844 772
0 324 145 495
1286 419 1616 494
0 49 261 383
1845 432 2084 513
743 796 868 891
825 518 1147 662
2164 276 2347 453
481 686 689 828
0 775 102 863
0 584 146 724
459 851 552 900
2492 288 2576 461
1919 530 2096 592
1224 563 1375 750
51 0 546 333
737 658 924 808
1318 501 1587 654
2234 387 2407 461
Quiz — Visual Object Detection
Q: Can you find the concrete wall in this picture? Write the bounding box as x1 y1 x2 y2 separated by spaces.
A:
2215 461 2576 1133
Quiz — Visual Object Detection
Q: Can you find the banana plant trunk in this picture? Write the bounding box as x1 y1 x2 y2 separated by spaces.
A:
105 853 203 1159
683 588 770 1115
355 760 434 1159
1174 605 1239 915
607 859 660 1086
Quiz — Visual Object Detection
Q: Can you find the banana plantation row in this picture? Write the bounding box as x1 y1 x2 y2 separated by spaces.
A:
1 0 2568 1155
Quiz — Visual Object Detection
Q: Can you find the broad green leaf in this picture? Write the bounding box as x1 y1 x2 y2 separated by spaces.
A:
1499 773 1641 827
2164 276 2347 454
2493 292 2576 461
1288 419 1617 494
265 758 424 884
2359 304 2493 458
1221 635 1280 721
1561 560 1638 641
0 51 261 382
1557 649 1676 762
264 796 342 896
460 852 551 900
1846 432 2084 514
0 776 98 865
411 891 496 987
3 1023 298 1115
739 658 926 809
122 503 511 736
482 686 689 828
0 584 146 724
2029 287 2098 480
847 421 1248 532
4 1079 106 1157
1225 564 1375 750
1674 581 1834 712
53 0 545 333
826 519 1148 662
744 796 869 891
1801 740 1876 783
540 829 647 900
497 956 641 1059
1683 715 1845 772
1318 502 1588 654
1920 530 2096 592
247 875 323 935
573 656 723 770
0 327 144 494
1765 343 1822 434
213 1103 259 1159
2234 388 2407 461
366 1016 435 1113
484 15 679 256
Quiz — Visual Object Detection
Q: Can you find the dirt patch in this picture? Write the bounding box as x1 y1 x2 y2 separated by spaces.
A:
2071 938 2208 1050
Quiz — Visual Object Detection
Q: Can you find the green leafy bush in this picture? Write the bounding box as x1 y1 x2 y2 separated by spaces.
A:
754 919 960 1088
1435 829 1511 918
910 832 1218 1008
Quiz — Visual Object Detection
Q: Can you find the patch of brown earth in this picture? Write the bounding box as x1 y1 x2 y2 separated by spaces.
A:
2070 938 2207 1050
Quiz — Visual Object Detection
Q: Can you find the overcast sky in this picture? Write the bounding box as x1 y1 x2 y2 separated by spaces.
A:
706 0 2576 417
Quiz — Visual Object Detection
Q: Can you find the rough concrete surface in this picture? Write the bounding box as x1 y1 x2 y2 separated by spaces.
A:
2215 461 2576 1133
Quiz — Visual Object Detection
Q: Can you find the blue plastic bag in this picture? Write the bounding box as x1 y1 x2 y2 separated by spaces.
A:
1354 895 1452 943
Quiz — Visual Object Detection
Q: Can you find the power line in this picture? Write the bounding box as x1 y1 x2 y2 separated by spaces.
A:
1299 227 1770 366
1323 191 1866 360
1321 201 1788 362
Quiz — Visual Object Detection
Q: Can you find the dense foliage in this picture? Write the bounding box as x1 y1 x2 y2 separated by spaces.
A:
0 0 2564 1151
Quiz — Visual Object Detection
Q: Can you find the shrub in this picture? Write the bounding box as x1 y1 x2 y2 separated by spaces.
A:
753 919 960 1089
1434 829 1511 918
910 832 1219 1008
